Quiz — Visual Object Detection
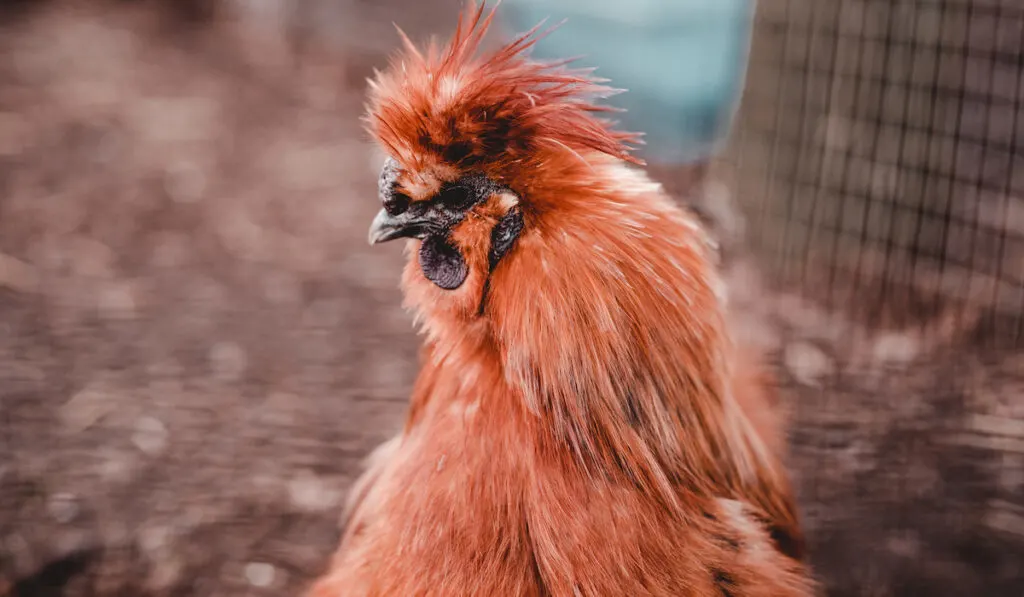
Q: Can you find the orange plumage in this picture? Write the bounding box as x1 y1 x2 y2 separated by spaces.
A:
310 3 814 595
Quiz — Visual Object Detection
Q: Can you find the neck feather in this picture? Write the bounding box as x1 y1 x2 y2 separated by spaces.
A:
408 165 787 510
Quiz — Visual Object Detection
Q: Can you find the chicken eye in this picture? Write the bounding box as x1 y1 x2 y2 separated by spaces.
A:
437 185 474 211
384 191 411 216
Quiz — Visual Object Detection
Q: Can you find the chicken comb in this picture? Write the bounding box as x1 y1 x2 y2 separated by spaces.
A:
365 1 644 173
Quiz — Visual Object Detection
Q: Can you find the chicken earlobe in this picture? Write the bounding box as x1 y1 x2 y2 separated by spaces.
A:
488 205 524 272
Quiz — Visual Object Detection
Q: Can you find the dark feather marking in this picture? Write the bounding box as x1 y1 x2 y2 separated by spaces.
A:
752 513 805 561
623 391 643 427
716 532 741 551
768 524 804 561
444 140 474 165
477 277 491 316
712 569 737 597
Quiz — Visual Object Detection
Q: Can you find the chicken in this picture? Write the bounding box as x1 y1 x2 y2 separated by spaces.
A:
309 3 815 595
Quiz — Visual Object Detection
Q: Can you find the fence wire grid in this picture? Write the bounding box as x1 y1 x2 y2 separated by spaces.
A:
729 0 1023 346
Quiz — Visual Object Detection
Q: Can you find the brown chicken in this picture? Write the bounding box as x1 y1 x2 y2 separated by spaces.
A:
310 3 814 595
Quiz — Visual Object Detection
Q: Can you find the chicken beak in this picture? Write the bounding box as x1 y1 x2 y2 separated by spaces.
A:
368 209 400 245
368 209 406 245
368 208 432 245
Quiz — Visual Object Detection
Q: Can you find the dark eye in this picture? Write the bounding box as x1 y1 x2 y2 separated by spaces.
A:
437 185 474 211
384 191 411 216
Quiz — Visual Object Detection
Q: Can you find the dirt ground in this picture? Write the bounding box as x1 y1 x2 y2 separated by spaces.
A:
0 2 1021 596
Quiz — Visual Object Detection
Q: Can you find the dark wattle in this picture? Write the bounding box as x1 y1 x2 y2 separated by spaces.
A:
419 235 469 290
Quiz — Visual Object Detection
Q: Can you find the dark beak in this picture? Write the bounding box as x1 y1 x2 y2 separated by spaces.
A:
368 208 434 245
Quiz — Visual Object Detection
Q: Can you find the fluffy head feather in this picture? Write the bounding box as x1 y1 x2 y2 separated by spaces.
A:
365 2 642 193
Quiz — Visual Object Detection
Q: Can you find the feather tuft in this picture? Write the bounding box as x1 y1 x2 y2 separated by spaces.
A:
365 1 643 180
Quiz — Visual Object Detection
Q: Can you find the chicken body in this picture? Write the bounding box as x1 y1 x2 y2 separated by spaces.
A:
310 4 814 596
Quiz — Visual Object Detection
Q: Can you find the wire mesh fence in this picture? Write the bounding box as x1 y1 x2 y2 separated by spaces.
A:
729 0 1023 346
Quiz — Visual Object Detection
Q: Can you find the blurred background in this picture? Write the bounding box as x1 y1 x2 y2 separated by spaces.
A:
0 0 1021 595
